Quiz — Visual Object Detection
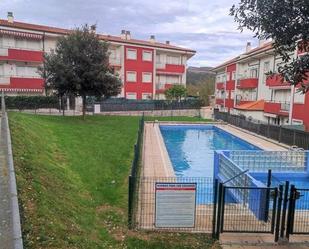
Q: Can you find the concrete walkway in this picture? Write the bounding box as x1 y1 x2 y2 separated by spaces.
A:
0 114 14 249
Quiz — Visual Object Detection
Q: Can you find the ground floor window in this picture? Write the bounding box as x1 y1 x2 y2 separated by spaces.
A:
142 93 152 100
126 92 137 100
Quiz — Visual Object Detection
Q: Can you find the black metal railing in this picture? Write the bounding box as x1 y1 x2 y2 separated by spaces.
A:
98 99 202 112
128 114 144 229
214 109 309 149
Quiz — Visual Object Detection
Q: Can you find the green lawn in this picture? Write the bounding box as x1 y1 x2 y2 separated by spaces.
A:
9 113 218 249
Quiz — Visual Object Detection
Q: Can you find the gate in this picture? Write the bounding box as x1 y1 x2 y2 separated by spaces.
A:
215 183 283 241
286 185 309 239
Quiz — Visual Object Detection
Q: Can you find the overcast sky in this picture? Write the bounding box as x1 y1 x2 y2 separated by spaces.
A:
0 0 258 67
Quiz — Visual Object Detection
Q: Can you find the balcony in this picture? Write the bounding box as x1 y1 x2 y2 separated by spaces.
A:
109 57 121 67
216 82 224 90
155 83 173 94
0 76 44 91
216 98 224 105
0 48 43 63
156 64 185 75
264 101 290 116
266 74 290 88
236 78 258 89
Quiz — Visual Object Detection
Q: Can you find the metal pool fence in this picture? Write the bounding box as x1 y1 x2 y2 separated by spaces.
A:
136 177 215 232
214 109 309 149
98 99 202 112
228 151 308 172
128 114 144 228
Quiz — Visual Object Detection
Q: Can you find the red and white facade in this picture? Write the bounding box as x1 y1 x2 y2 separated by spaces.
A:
0 13 195 99
213 41 309 131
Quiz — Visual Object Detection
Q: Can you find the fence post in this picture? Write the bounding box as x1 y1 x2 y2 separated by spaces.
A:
1 91 5 113
280 181 289 239
275 184 283 242
286 185 296 240
215 182 223 239
279 126 282 143
128 175 134 229
212 179 218 239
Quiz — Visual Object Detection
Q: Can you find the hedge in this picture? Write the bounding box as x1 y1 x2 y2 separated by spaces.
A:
0 96 60 110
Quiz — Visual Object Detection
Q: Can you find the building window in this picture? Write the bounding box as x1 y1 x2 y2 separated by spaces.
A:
142 93 152 100
142 50 152 61
250 68 258 78
167 55 180 65
109 49 116 59
126 71 137 82
126 92 137 100
263 61 270 83
226 72 230 81
126 49 137 60
142 72 152 83
232 71 236 80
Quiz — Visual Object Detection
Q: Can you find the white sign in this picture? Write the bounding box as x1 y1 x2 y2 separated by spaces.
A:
155 183 196 228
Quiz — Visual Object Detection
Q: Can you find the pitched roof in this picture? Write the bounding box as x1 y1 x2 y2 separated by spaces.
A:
235 100 265 111
213 41 274 71
0 19 195 53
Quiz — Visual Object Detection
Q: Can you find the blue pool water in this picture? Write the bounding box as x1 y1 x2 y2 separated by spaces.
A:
160 125 260 178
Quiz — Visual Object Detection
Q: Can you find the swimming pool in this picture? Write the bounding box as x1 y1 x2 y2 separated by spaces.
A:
160 125 261 178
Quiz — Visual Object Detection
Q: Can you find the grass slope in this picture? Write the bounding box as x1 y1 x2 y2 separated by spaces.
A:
9 113 217 249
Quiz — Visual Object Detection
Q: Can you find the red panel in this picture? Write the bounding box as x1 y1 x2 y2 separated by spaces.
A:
226 81 235 90
225 99 234 108
124 45 154 99
216 82 224 90
157 64 185 74
293 93 309 131
0 77 44 90
216 98 224 105
264 102 289 116
237 78 258 89
156 83 173 94
0 48 43 62
266 74 289 88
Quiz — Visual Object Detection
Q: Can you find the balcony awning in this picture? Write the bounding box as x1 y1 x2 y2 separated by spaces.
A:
0 29 43 40
235 100 265 111
0 88 43 92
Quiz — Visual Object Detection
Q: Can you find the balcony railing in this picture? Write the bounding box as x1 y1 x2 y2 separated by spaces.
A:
0 48 43 62
155 83 173 93
216 82 225 90
236 78 258 89
264 101 290 116
266 74 290 88
156 64 185 74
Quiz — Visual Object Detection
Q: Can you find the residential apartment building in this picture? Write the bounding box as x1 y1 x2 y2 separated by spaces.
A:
0 12 195 99
213 41 309 131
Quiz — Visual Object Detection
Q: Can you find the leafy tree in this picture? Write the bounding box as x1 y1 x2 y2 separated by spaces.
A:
230 0 309 92
42 25 122 117
164 85 187 101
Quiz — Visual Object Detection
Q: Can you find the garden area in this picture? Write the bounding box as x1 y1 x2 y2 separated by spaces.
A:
9 113 216 249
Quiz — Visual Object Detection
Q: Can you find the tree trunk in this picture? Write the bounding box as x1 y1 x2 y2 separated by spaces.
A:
82 94 86 119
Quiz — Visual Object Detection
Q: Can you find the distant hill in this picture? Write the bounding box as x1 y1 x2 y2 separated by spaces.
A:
187 67 215 85
186 66 215 106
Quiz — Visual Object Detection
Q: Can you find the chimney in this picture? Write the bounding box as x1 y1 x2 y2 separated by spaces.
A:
165 41 170 45
149 35 155 43
90 25 96 33
120 30 126 39
246 42 251 53
7 12 14 23
126 31 131 40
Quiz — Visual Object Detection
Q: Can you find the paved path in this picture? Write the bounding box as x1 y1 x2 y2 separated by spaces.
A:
0 114 14 249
